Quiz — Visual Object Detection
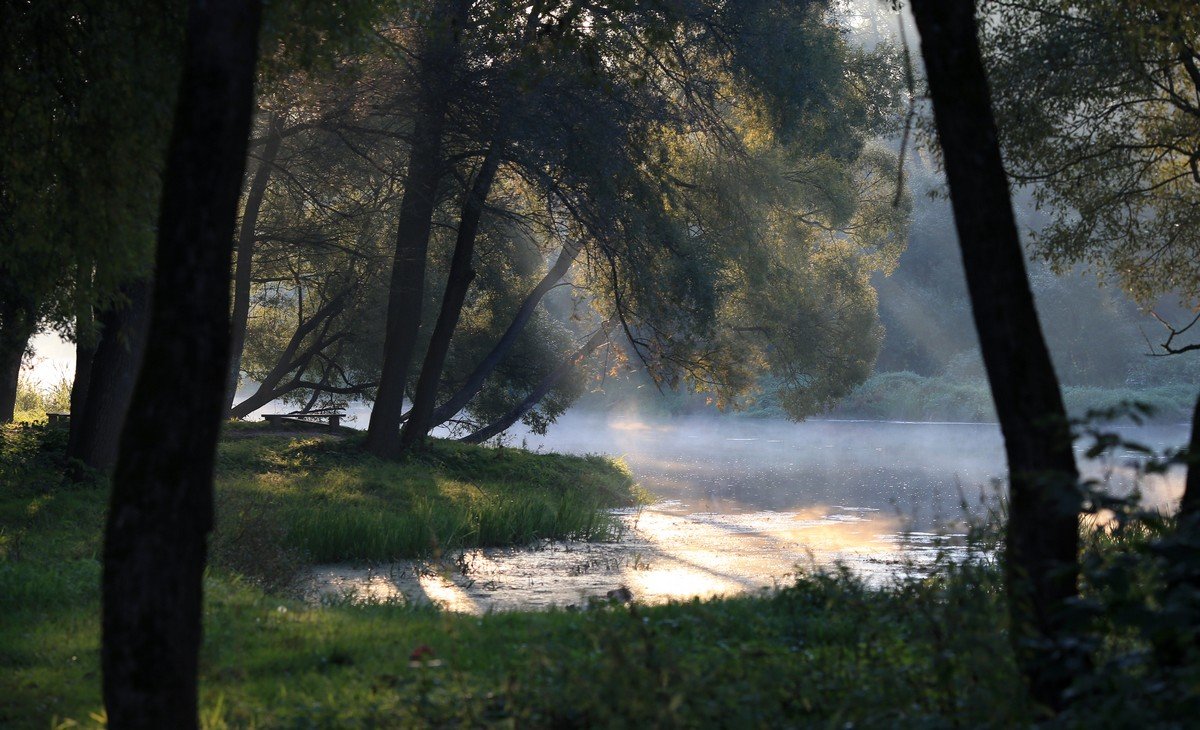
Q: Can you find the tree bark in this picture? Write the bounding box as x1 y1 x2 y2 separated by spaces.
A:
910 0 1083 713
427 241 580 430
225 112 282 413
67 288 96 455
1181 390 1200 519
0 298 36 423
69 278 152 473
463 323 611 445
365 2 465 458
101 1 261 727
400 140 504 446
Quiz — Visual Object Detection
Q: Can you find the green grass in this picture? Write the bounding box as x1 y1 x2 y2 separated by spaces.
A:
211 427 636 578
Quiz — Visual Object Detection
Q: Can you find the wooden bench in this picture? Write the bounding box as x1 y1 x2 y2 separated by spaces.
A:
262 411 344 429
46 412 71 428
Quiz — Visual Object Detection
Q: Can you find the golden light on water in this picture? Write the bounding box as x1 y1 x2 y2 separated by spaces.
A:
303 504 935 614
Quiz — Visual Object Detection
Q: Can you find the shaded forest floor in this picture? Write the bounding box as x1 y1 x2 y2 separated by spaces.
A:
1 422 1196 727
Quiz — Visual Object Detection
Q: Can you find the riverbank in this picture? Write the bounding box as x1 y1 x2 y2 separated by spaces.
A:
2 421 1195 726
0 418 1019 726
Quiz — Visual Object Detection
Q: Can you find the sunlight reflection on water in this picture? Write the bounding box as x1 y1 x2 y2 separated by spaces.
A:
303 413 1188 613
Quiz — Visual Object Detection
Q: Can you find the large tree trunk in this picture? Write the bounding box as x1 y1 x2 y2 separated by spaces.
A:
101 1 260 727
463 323 611 445
910 0 1083 713
0 298 36 423
0 331 28 422
400 140 504 447
225 112 282 413
69 278 152 473
365 3 464 458
67 287 96 455
427 241 580 430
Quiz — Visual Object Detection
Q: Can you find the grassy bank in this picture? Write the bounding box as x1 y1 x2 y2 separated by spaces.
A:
0 422 641 725
213 425 637 587
1 420 1022 727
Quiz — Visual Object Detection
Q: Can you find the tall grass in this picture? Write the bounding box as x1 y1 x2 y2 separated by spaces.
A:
210 430 638 572
12 373 71 423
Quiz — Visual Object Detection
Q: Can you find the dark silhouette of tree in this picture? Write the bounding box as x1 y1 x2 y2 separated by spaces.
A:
101 0 262 726
910 0 1083 713
225 112 284 413
365 0 466 458
68 279 151 473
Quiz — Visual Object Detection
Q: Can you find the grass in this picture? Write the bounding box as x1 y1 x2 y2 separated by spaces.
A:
210 427 637 582
3 421 1199 727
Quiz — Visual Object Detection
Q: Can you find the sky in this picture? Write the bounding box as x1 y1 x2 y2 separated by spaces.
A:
25 332 75 388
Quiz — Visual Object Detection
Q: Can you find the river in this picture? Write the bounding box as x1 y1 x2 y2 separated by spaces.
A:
304 413 1188 612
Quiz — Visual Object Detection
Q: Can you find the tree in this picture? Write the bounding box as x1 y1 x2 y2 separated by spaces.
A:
982 0 1200 304
365 0 467 457
101 0 262 725
910 0 1083 713
0 2 180 424
981 0 1200 515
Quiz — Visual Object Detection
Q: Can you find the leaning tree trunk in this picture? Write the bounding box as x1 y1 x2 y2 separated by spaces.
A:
365 1 465 458
225 112 282 413
910 0 1083 713
400 140 504 447
427 241 581 430
228 292 347 419
101 1 261 727
463 323 611 445
70 278 152 473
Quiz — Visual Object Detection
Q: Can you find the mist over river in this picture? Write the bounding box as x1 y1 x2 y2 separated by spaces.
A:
305 412 1189 612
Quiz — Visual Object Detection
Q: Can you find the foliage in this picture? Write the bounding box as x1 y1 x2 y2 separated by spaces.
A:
231 0 912 434
0 1 183 341
982 0 1200 305
12 374 71 422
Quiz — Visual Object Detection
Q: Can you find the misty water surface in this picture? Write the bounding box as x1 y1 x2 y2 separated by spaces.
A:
304 412 1189 612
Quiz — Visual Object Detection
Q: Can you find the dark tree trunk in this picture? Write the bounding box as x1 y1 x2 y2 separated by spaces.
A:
67 298 96 455
225 112 282 414
910 0 1083 713
463 323 610 445
0 332 27 422
69 278 152 473
427 241 580 430
400 140 504 447
101 1 261 727
1181 390 1200 519
0 300 36 423
365 7 464 458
